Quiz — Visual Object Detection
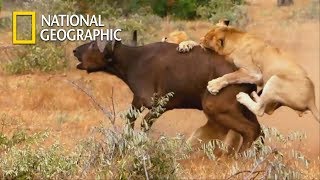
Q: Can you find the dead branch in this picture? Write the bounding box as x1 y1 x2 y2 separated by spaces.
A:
67 79 116 125
142 155 150 180
227 170 265 180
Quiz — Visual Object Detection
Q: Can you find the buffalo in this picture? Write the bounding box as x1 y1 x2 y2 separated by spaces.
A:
73 35 261 152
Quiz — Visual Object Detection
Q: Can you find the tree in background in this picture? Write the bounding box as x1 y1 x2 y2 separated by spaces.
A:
277 0 294 6
0 0 2 13
43 0 245 20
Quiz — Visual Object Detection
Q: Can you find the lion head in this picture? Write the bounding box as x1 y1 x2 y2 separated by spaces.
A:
200 26 244 55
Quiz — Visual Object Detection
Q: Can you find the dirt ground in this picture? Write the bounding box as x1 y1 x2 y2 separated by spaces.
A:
0 0 319 178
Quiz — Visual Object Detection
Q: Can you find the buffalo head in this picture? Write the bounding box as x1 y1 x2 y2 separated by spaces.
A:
73 31 137 73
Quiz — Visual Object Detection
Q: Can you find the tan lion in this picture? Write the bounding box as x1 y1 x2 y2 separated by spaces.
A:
196 25 319 121
161 31 189 43
162 31 200 52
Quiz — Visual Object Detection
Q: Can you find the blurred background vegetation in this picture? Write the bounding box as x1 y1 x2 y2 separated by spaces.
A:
65 0 245 20
0 0 247 74
0 0 318 74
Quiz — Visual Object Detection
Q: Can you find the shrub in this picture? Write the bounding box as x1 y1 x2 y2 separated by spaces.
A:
172 0 197 19
0 129 79 179
0 16 11 30
151 0 168 17
1 144 79 179
78 124 191 179
202 126 312 179
296 0 319 20
4 42 68 74
73 91 191 179
196 0 247 25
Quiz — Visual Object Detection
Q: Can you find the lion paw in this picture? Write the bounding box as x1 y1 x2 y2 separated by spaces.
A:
207 79 224 95
177 40 198 53
236 92 251 104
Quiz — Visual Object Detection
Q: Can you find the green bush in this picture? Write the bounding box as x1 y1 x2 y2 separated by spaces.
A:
203 126 311 179
4 42 68 74
79 124 191 179
151 0 168 17
0 93 191 179
172 0 197 19
196 0 246 24
1 144 79 179
0 129 79 179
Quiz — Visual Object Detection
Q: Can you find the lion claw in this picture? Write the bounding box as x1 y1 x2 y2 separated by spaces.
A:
207 84 220 95
177 40 198 53
236 92 250 104
207 79 225 95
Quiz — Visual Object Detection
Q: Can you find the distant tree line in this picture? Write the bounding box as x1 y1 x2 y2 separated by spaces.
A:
71 0 245 20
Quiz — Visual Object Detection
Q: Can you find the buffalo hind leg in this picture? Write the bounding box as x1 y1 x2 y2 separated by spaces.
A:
187 120 228 147
188 119 243 155
215 112 261 152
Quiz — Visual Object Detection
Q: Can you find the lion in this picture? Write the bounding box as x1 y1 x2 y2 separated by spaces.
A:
161 31 189 44
161 30 200 52
179 22 319 122
174 19 230 52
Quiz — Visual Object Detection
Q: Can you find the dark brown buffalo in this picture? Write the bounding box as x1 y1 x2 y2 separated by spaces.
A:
73 40 261 152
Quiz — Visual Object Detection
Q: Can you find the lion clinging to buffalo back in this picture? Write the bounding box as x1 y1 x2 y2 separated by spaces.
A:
180 21 319 122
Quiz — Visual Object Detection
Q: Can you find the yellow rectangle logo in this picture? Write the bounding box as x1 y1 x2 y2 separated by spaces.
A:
12 11 36 45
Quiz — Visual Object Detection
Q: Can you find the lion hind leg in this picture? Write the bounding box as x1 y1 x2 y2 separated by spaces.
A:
236 92 266 116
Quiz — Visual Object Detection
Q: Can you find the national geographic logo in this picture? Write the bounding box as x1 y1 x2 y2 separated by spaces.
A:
12 11 122 45
12 11 36 44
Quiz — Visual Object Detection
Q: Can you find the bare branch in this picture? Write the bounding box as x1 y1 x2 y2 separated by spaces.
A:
227 170 265 180
67 79 115 125
142 155 149 180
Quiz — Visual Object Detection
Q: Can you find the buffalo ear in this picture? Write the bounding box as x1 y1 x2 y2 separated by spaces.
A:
97 39 108 53
216 19 230 27
131 30 138 46
223 19 230 26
